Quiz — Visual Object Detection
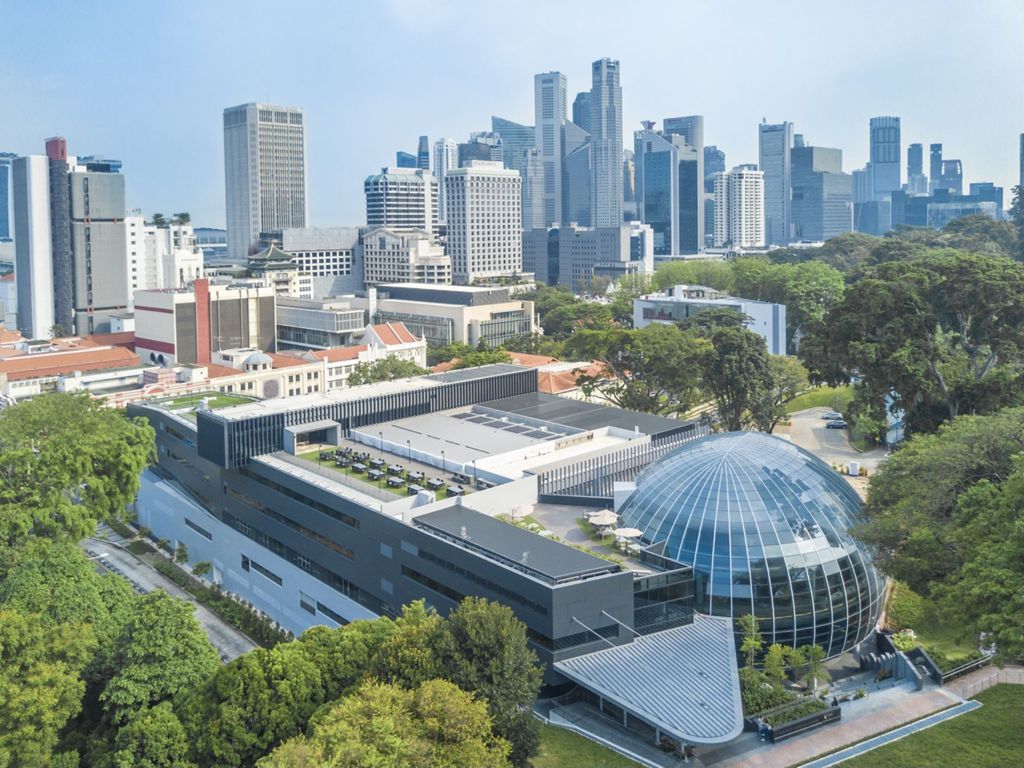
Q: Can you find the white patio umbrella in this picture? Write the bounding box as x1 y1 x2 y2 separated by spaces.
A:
613 527 643 539
589 509 619 527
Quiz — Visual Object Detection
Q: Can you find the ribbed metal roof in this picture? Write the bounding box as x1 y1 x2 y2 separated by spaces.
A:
554 614 743 744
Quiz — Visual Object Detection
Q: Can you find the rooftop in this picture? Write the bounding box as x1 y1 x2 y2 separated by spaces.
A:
483 392 688 437
414 505 619 584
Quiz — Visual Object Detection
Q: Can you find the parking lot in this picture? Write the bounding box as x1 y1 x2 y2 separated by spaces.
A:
785 408 888 497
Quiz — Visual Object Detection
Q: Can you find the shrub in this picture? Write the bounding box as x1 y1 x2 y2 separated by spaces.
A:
887 581 926 630
874 667 893 682
892 630 918 652
854 688 867 699
739 667 795 715
763 698 828 727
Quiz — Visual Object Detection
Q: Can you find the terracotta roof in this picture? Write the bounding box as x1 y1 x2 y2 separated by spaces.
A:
537 361 609 394
267 353 311 368
310 345 368 363
0 346 140 381
508 351 559 367
203 363 244 379
81 332 136 350
0 274 14 283
0 328 23 345
370 322 418 345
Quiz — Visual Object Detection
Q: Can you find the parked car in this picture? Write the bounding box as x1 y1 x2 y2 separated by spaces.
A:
822 411 844 420
825 419 848 429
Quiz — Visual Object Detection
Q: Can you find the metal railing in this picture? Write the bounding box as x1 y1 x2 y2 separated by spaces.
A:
955 668 1024 699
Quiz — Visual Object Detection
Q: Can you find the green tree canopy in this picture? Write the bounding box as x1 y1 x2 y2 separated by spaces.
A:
565 325 709 416
371 601 446 688
346 356 428 386
451 349 512 369
259 679 510 768
111 702 193 768
751 356 811 433
653 260 735 292
0 394 154 548
298 618 396 702
699 326 774 431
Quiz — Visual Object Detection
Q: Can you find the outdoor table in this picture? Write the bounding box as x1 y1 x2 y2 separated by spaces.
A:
407 484 424 495
446 485 464 496
387 464 404 475
426 478 443 490
408 471 425 482
351 463 367 473
386 475 405 487
369 457 385 468
368 468 384 481
319 451 333 461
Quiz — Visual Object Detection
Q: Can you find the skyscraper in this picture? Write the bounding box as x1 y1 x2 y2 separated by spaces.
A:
906 143 928 194
590 58 623 228
12 155 53 338
0 152 15 241
663 116 704 251
417 136 430 170
634 124 702 254
46 137 73 333
395 151 417 168
223 103 307 261
572 92 591 134
458 132 502 166
759 121 793 245
869 116 901 200
940 159 963 195
534 72 567 226
713 167 765 248
492 116 539 229
791 144 853 241
561 120 590 226
929 143 943 193
433 138 458 224
444 161 521 283
364 167 437 237
704 146 726 193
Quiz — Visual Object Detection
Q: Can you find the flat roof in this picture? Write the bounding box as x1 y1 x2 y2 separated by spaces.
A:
484 392 689 437
427 363 529 383
414 505 618 583
554 614 743 744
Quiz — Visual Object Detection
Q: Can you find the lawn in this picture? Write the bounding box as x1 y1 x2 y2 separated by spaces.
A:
533 725 642 768
785 385 854 415
839 685 1024 768
156 391 255 411
913 607 983 669
297 448 470 499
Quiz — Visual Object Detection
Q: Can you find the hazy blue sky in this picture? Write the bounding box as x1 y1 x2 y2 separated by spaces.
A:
3 0 1022 227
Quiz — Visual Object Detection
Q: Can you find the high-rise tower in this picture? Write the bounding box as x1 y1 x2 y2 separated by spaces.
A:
758 121 793 245
590 58 623 228
534 72 567 226
869 116 901 200
223 103 307 260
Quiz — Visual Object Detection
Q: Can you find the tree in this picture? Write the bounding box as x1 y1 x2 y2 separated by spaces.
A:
0 394 154 548
452 349 512 369
100 592 219 725
751 356 811 433
299 619 396 702
372 601 446 688
737 614 763 670
434 598 543 768
762 644 788 686
798 644 830 692
500 333 564 358
653 260 735 292
112 702 193 768
174 543 188 564
259 680 510 768
540 301 614 340
565 325 709 417
49 324 67 339
0 610 95 767
192 561 211 580
427 342 474 366
1010 185 1024 260
699 326 774 431
171 212 191 225
180 642 323 767
676 306 750 335
346 356 428 386
608 273 653 325
150 213 167 227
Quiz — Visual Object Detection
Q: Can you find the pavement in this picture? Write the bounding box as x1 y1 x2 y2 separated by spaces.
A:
84 533 258 662
782 408 888 498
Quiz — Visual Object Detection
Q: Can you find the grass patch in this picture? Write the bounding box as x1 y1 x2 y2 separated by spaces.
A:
496 515 622 564
125 539 155 556
785 385 854 414
913 607 984 670
155 391 256 411
838 685 1024 768
533 725 642 768
150 558 290 647
298 448 469 499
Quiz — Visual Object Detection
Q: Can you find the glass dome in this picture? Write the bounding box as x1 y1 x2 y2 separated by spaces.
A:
620 432 884 657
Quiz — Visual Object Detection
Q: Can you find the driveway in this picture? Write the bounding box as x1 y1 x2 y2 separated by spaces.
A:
784 408 888 497
83 536 258 662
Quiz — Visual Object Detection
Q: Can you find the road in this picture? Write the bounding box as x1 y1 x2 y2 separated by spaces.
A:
83 536 258 662
784 408 888 497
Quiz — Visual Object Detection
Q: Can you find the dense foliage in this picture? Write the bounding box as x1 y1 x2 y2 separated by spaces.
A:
346 355 429 385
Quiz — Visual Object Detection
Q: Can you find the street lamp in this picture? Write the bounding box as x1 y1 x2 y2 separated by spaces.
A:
407 439 412 463
441 449 445 477
379 431 383 460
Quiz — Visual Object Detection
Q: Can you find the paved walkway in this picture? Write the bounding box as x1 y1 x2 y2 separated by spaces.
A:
701 685 961 768
84 533 258 662
798 699 982 767
948 664 1024 699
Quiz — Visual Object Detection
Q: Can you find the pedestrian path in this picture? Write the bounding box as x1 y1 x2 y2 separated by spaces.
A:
797 699 982 767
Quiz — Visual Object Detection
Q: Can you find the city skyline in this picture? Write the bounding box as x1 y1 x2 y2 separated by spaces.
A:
2 1 1021 228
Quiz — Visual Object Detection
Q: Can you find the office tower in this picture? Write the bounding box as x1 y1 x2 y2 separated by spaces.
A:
433 138 458 223
223 103 306 261
1020 133 1023 190
46 137 73 332
623 150 636 218
416 136 430 170
492 117 535 173
713 168 765 248
458 132 502 166
791 144 853 241
968 183 1004 214
0 152 15 241
572 92 591 134
704 146 726 193
561 121 590 226
635 123 703 254
521 149 546 230
794 134 805 148
663 116 704 251
12 156 53 338
444 161 521 283
929 144 943 193
758 120 793 245
906 143 928 194
396 151 417 168
590 58 623 227
869 116 901 200
125 216 204 295
364 167 437 237
940 159 963 195
492 116 540 229
852 167 871 204
534 72 567 226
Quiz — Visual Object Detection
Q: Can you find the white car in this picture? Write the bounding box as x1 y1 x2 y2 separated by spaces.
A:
822 411 844 421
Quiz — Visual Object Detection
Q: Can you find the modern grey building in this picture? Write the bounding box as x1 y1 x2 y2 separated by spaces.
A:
939 159 963 196
929 143 943 194
416 136 430 170
534 72 567 226
891 186 1001 229
572 91 591 134
280 226 364 298
906 143 928 195
395 151 417 169
458 132 503 167
491 117 541 230
790 145 853 242
364 167 438 238
0 152 15 241
868 116 901 200
662 116 704 251
590 58 623 228
223 103 307 261
758 120 793 245
562 120 591 227
432 138 458 224
46 138 73 333
634 125 702 254
704 145 725 193
523 222 654 290
276 296 366 350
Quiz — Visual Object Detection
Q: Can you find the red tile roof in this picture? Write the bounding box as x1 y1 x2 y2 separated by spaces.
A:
267 353 311 368
537 362 607 394
81 332 136 351
0 346 140 381
204 363 244 379
371 322 418 345
310 345 367 363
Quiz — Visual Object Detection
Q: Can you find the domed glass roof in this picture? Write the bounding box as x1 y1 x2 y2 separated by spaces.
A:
620 432 884 657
